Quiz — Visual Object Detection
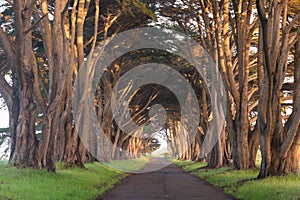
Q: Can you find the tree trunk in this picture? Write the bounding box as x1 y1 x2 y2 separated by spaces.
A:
208 126 229 168
8 81 20 162
256 0 300 177
248 129 259 168
10 0 38 167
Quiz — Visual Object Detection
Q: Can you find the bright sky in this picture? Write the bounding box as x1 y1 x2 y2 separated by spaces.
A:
0 106 9 128
0 0 5 9
0 0 9 128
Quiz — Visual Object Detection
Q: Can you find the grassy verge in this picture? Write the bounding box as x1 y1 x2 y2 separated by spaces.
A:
174 160 300 200
0 157 149 200
105 156 149 172
0 160 8 165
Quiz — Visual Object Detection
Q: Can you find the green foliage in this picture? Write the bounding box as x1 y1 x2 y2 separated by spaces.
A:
172 160 206 172
106 156 149 172
0 160 8 165
205 169 257 190
0 158 149 199
119 0 157 21
0 128 9 134
175 161 300 200
0 159 147 200
192 166 233 179
131 0 157 21
236 175 300 200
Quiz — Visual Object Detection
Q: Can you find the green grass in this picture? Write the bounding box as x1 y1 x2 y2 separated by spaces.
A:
0 160 8 165
105 156 149 172
172 160 206 172
0 157 149 200
236 174 300 200
175 160 300 200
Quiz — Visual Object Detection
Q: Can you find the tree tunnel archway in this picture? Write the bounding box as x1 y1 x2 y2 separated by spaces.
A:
73 27 227 172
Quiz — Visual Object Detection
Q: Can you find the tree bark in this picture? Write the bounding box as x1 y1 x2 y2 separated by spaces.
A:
256 0 300 177
10 0 38 167
208 126 230 168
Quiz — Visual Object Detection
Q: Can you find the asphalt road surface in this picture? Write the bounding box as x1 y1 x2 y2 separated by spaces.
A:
100 158 235 200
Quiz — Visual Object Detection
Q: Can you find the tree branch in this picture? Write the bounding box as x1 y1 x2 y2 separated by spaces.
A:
24 12 48 35
0 27 16 67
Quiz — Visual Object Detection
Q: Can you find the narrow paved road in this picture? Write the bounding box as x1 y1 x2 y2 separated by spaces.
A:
100 158 235 200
